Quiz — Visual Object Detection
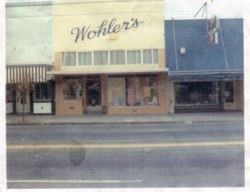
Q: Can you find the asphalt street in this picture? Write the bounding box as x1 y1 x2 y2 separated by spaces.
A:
7 122 244 188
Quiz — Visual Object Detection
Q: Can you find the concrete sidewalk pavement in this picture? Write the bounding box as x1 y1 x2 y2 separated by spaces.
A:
6 112 244 125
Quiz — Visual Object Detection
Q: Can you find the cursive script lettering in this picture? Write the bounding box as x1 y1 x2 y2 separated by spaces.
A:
71 18 144 43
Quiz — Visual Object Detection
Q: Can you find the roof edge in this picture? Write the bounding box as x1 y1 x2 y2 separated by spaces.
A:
6 1 52 7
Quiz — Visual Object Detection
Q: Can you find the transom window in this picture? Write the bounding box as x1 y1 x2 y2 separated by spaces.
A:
110 50 125 65
78 52 92 65
62 49 158 66
127 50 141 64
62 52 76 66
108 75 159 106
94 51 109 65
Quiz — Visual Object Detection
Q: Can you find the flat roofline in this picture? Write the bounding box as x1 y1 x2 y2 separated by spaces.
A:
6 1 52 7
51 0 162 5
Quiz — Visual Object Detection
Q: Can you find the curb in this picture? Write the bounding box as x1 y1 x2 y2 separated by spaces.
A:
6 120 244 126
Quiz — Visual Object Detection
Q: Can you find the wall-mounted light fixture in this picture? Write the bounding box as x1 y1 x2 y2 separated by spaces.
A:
180 47 186 55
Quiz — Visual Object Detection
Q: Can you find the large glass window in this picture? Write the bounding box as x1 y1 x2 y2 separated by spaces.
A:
126 75 159 106
108 75 159 106
94 51 109 65
152 49 158 64
127 50 141 64
110 50 125 65
63 77 82 100
34 83 52 101
78 52 92 65
108 77 126 106
61 49 158 66
62 52 76 66
175 82 220 105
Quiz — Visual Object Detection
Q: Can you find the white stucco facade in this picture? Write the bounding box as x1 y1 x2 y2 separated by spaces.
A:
6 1 53 65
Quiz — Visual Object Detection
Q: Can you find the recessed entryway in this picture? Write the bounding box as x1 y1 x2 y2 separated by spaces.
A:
85 76 102 114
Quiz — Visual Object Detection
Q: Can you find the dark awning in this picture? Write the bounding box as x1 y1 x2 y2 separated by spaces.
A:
169 70 243 82
6 64 53 84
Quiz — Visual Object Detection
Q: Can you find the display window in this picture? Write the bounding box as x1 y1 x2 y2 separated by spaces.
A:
34 83 52 101
63 77 82 100
6 85 14 102
62 49 158 66
108 77 126 106
175 81 220 105
108 75 159 106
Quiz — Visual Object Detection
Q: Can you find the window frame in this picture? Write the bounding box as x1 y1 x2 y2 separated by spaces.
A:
62 76 82 100
62 52 77 66
33 83 52 101
78 51 92 65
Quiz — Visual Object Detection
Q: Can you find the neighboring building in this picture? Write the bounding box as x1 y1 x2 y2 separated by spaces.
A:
165 18 244 112
6 0 244 116
6 1 54 114
49 0 169 115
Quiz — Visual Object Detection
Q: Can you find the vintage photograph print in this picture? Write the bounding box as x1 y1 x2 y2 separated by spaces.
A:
5 0 244 189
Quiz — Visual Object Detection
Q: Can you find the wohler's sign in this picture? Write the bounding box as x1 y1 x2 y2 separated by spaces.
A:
71 17 144 43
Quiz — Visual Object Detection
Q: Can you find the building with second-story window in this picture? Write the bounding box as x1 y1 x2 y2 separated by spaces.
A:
49 0 170 115
165 18 244 113
6 1 54 115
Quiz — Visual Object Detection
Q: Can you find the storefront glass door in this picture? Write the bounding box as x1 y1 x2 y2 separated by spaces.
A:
16 91 30 113
85 77 102 113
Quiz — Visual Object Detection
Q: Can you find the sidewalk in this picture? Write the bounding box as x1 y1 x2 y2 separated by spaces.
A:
6 112 244 125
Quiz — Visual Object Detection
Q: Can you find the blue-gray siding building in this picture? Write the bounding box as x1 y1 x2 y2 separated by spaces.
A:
165 18 243 112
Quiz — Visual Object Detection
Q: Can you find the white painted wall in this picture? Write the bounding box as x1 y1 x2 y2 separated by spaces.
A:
6 2 53 65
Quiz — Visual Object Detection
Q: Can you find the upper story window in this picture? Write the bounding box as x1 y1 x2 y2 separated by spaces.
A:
110 50 125 65
143 49 158 64
143 49 152 64
63 77 82 100
62 52 76 66
127 50 141 64
152 49 158 64
94 51 109 65
61 49 158 66
78 52 92 65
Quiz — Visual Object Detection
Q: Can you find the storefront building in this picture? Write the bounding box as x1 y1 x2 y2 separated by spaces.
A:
6 1 54 114
50 0 169 115
165 18 244 112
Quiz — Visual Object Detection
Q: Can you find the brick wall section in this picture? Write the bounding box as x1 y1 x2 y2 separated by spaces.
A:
55 76 83 115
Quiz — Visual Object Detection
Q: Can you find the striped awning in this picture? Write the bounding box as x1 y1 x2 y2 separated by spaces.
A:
6 64 53 84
